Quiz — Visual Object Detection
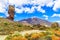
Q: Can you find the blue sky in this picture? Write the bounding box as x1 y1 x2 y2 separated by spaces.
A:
0 0 60 22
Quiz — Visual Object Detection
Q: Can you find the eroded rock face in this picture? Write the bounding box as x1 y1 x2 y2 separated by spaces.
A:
7 5 15 21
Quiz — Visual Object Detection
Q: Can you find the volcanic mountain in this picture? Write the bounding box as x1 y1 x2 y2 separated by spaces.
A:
19 17 51 26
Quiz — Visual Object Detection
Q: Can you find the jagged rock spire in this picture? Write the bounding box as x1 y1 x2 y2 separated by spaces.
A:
7 5 15 21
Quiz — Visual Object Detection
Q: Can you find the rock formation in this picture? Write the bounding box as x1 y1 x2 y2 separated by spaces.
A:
7 5 15 21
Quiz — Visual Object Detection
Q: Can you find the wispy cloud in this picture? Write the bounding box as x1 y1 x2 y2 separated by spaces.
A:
31 16 39 18
55 21 60 23
51 13 60 17
43 15 48 20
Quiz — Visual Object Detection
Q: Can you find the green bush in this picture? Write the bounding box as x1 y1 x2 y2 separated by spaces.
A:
4 22 8 25
17 24 23 27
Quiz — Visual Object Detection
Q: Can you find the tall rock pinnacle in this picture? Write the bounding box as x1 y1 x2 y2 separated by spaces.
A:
7 5 15 21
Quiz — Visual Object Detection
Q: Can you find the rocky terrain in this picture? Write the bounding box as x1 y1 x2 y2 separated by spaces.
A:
20 17 51 26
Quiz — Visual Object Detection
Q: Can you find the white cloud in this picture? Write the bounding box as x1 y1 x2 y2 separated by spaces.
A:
24 8 31 13
2 0 60 15
51 13 60 17
15 7 24 13
0 0 55 14
5 11 9 17
53 0 60 11
31 0 54 7
9 0 30 6
43 15 48 20
37 6 45 13
0 2 6 13
0 7 5 13
24 6 36 13
15 7 35 13
45 17 48 20
47 1 54 7
15 4 46 13
10 0 55 13
43 15 48 17
0 0 8 17
31 16 39 18
56 21 60 23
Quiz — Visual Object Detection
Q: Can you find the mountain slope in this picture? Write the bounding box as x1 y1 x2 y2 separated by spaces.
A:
0 18 33 34
20 18 51 26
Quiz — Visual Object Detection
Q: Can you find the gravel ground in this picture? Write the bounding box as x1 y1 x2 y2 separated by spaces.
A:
0 30 45 40
0 35 7 40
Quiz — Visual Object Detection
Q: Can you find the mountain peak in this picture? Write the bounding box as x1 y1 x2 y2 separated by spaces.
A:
19 18 51 26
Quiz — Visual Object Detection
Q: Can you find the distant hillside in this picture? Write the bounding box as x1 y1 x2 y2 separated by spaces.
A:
19 17 51 26
0 18 33 35
0 18 60 35
1 18 49 35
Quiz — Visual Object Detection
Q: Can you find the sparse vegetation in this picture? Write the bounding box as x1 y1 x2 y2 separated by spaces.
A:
4 22 8 26
5 29 60 40
51 22 59 28
0 18 60 35
17 24 23 27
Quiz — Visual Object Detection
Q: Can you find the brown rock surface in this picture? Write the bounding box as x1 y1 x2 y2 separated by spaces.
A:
7 5 15 21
